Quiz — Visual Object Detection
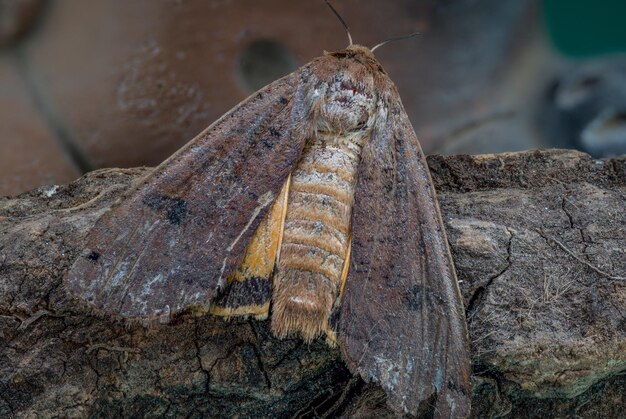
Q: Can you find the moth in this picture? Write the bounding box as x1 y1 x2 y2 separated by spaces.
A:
66 6 471 417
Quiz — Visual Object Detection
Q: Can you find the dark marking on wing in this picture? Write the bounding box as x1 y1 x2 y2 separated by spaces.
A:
269 127 281 137
213 277 272 309
143 194 189 226
404 284 445 312
405 284 423 311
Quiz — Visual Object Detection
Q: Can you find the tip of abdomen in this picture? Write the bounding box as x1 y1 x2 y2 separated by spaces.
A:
271 270 336 342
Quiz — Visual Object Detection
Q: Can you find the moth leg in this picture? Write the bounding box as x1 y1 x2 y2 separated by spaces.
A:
338 235 352 299
275 174 291 264
209 178 290 319
324 235 352 346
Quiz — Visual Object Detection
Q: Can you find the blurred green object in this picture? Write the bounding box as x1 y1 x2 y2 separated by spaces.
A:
543 0 626 56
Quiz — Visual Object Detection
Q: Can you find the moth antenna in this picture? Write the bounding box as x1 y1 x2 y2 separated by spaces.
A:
324 0 353 46
371 32 420 52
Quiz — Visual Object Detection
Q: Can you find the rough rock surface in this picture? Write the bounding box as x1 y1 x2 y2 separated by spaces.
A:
0 149 624 418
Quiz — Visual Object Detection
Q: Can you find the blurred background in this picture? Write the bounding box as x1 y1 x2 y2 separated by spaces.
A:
1 0 625 196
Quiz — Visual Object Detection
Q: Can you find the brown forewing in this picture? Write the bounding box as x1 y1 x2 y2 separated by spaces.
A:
338 88 471 417
66 69 315 319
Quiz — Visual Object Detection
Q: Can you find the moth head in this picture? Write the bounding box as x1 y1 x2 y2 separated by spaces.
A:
311 70 378 135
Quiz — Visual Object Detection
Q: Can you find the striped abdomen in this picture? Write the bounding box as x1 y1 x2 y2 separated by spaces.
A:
271 132 368 341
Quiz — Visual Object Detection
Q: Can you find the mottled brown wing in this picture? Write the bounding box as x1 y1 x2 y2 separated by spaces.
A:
338 97 471 417
67 69 314 319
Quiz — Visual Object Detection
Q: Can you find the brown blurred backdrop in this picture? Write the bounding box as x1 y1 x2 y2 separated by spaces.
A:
1 0 625 196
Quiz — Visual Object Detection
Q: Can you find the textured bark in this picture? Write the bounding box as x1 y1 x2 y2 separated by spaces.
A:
0 149 624 418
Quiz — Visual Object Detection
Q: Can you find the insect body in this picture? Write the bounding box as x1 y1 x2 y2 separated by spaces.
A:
272 127 368 342
67 45 471 418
